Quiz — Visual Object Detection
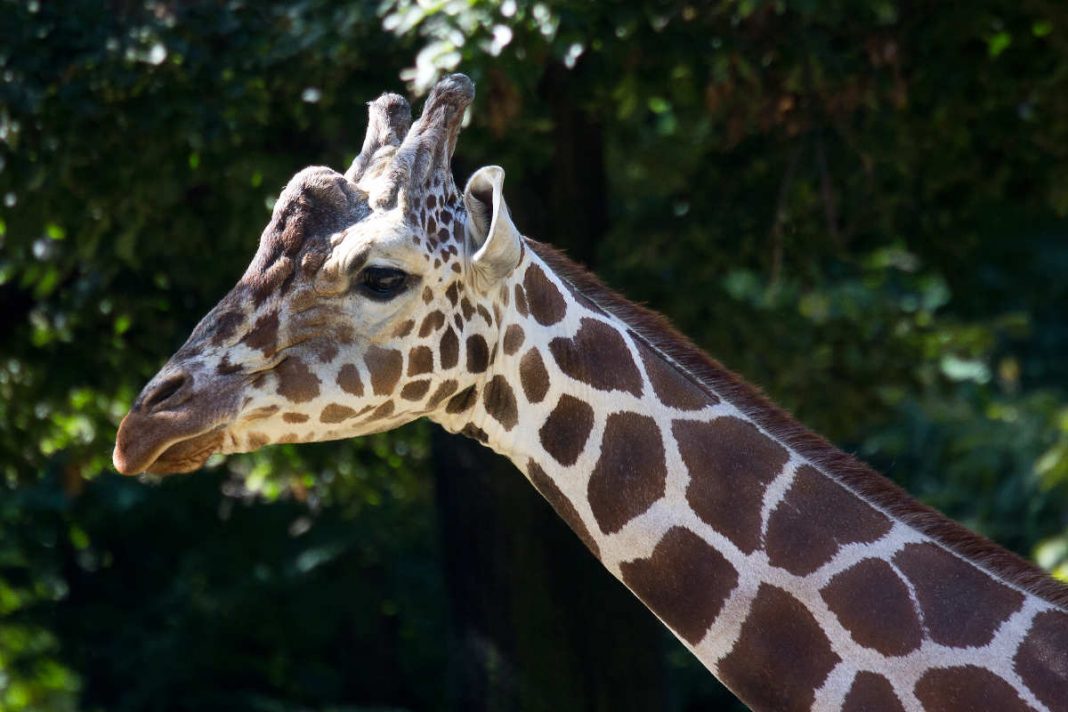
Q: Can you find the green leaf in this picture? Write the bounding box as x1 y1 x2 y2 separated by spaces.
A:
988 31 1012 57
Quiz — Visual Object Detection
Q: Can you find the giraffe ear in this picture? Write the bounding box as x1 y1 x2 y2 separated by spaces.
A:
464 165 522 289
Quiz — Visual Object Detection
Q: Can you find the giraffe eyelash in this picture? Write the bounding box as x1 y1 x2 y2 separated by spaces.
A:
356 266 414 301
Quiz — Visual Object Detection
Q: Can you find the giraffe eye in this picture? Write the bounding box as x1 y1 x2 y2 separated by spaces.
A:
358 266 410 301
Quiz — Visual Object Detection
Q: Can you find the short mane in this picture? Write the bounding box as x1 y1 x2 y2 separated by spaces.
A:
527 238 1068 611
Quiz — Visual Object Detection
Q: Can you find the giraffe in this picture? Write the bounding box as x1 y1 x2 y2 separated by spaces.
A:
113 74 1068 711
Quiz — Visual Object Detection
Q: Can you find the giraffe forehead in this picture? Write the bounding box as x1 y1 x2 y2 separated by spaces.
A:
243 180 467 314
328 213 426 271
242 167 369 292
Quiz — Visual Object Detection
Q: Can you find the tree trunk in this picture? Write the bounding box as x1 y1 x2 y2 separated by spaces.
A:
431 60 667 712
432 430 667 712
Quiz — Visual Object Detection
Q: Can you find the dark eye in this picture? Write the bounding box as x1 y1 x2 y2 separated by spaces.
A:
358 266 410 301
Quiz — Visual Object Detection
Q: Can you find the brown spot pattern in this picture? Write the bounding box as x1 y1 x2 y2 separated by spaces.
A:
320 403 357 423
246 405 280 421
401 379 431 400
334 324 356 344
466 334 490 373
211 310 245 346
300 250 325 276
407 346 434 376
365 346 403 396
503 324 525 355
842 672 904 712
523 264 566 325
440 327 459 369
418 310 445 338
676 417 789 553
217 356 241 375
275 357 321 403
248 255 294 307
460 424 489 443
514 283 529 316
392 319 415 338
519 349 549 404
337 363 363 397
1014 610 1068 712
766 465 891 576
247 432 269 449
588 413 667 534
717 584 841 712
313 341 338 363
483 376 518 431
893 542 1024 648
282 412 308 424
539 395 594 466
445 281 459 306
820 559 923 656
427 380 459 409
549 318 643 396
445 385 478 414
371 401 394 419
242 311 280 355
621 527 738 645
914 666 1030 712
527 460 600 557
637 342 716 410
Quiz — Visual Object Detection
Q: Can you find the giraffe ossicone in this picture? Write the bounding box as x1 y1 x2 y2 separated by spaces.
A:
113 74 1068 711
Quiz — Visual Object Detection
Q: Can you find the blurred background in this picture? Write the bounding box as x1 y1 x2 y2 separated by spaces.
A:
2 1 1067 710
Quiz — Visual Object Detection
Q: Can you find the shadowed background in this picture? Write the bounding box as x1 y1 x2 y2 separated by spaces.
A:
2 1 1067 710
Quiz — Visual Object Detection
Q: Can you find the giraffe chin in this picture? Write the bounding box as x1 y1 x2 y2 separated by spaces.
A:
142 429 227 476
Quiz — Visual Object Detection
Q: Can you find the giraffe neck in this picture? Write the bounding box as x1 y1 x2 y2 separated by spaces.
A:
434 240 1068 712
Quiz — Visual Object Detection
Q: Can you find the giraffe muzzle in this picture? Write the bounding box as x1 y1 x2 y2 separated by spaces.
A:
113 367 239 475
113 416 226 476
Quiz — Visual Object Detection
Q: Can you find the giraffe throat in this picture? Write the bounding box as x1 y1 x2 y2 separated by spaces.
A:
432 238 1068 712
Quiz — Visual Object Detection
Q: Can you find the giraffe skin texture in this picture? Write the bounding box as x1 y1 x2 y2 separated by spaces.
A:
113 74 1068 712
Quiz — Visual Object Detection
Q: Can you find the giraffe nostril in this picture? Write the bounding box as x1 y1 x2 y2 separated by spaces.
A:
142 373 189 412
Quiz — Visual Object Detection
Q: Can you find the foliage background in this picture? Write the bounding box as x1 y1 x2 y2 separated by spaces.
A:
2 0 1067 710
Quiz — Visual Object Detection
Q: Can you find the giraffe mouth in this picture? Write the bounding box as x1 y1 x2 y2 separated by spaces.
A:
113 409 229 476
113 357 246 476
112 412 227 478
143 428 226 475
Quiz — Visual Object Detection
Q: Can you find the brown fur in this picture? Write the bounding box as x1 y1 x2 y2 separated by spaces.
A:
527 238 1068 611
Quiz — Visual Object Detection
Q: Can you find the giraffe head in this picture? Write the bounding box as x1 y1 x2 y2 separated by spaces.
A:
113 74 524 475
